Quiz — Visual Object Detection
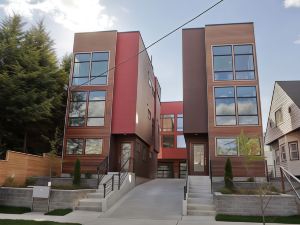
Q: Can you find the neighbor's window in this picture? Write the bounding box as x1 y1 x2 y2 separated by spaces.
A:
281 145 287 162
275 149 280 164
176 135 186 148
85 139 103 154
213 46 233 81
216 138 238 156
289 142 299 161
237 86 258 125
161 114 175 132
87 91 106 126
66 139 84 154
177 114 183 131
275 108 283 126
234 45 255 80
162 135 174 148
214 87 236 125
68 92 87 126
72 52 109 86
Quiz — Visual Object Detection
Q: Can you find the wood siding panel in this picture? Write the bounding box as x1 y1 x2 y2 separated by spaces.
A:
0 151 61 186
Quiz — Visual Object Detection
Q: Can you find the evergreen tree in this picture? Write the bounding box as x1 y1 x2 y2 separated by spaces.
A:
224 158 234 190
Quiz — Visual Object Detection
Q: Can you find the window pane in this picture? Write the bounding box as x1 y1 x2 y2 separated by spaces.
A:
92 52 109 61
91 61 108 77
234 45 253 54
235 55 254 71
73 62 90 77
71 92 87 101
88 101 105 117
213 46 232 55
162 115 174 131
162 135 174 148
68 118 85 126
214 72 233 81
90 76 107 85
87 118 104 126
216 138 237 155
85 139 103 154
177 114 183 131
216 116 236 125
237 98 257 115
89 91 106 101
72 77 89 86
213 56 233 72
216 98 236 115
236 71 255 80
275 109 283 125
74 53 90 62
215 87 235 98
177 135 186 148
69 102 86 117
66 139 83 154
238 116 258 125
237 86 257 97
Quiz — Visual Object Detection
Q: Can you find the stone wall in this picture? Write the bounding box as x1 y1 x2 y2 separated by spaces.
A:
33 177 98 189
214 192 299 216
0 187 95 212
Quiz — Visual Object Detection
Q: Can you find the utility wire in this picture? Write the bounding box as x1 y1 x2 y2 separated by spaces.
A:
71 0 225 90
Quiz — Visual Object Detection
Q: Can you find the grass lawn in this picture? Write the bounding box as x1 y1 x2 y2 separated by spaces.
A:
45 208 73 216
216 214 300 224
0 205 31 214
0 220 81 225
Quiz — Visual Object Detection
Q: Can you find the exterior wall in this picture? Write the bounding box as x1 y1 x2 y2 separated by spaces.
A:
63 31 118 173
265 83 300 144
205 23 265 177
0 151 61 186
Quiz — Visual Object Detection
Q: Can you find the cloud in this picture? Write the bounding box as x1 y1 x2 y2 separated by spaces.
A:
284 0 300 8
0 0 116 32
294 36 300 44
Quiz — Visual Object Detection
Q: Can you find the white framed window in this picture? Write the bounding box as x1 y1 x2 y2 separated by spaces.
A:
275 108 283 126
289 142 299 161
280 145 287 162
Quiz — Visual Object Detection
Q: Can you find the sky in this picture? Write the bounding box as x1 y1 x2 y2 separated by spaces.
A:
0 0 299 131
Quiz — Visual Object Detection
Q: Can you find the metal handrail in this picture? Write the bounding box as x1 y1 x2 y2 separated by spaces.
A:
103 174 117 198
280 166 300 200
118 157 131 190
184 159 189 200
209 159 213 193
97 157 108 186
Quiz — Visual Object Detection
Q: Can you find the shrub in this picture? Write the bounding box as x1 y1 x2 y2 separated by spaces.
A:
2 176 17 187
73 159 81 186
224 158 234 190
218 187 233 194
85 172 92 179
246 177 255 182
25 177 36 186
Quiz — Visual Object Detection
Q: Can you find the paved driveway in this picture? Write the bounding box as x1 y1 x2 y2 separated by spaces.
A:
105 178 185 220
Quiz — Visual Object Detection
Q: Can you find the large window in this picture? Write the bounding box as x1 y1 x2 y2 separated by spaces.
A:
161 114 175 132
177 114 183 131
162 135 174 148
176 135 186 148
213 44 255 81
289 142 299 161
214 86 258 126
216 138 238 156
72 52 109 86
68 91 106 127
275 108 283 126
66 138 103 155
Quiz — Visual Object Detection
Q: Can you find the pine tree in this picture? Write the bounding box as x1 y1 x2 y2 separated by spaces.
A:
224 158 234 190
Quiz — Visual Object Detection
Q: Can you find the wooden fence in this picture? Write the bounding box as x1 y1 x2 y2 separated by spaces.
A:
0 150 61 186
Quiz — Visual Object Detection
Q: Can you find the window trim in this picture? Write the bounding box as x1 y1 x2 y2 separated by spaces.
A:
275 108 283 127
215 137 238 157
160 114 175 132
289 141 299 161
161 134 175 148
177 114 183 131
280 144 287 162
65 138 104 156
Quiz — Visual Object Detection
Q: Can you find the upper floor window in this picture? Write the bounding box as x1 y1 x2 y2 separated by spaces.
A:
177 114 183 131
281 145 287 162
275 108 283 126
161 114 174 132
72 52 109 86
162 135 174 148
289 142 299 161
212 44 255 81
275 149 280 164
176 135 186 148
68 91 106 127
214 86 258 126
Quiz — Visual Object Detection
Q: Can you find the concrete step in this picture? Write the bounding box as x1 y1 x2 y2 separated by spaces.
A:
187 209 216 216
189 189 211 193
87 192 104 198
187 203 215 211
188 193 213 198
78 198 102 208
76 205 102 212
187 197 214 205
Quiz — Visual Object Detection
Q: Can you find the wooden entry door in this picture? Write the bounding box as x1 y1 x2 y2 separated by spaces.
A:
191 143 208 175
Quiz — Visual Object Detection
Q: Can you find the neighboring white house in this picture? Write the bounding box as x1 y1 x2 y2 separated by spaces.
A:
265 81 300 177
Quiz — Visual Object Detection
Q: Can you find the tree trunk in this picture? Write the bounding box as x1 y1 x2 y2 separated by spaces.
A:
23 130 27 152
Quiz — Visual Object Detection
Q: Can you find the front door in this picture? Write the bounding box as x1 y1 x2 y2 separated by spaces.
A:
120 143 132 171
191 143 208 175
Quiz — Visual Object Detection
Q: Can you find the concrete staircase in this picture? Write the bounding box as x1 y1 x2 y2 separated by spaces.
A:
187 176 215 216
76 174 118 212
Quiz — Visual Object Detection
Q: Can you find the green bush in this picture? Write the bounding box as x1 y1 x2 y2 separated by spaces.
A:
73 159 81 186
224 158 234 190
45 208 72 216
25 177 36 186
246 177 255 182
2 176 17 187
85 172 92 179
218 187 233 194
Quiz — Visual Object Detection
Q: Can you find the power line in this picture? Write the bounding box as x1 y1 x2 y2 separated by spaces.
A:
71 0 225 90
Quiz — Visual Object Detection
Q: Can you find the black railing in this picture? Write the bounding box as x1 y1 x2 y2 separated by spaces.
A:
118 157 131 190
184 159 188 200
97 157 108 186
103 174 117 198
209 159 213 193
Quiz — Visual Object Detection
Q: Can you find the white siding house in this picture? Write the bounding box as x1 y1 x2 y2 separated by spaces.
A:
265 81 300 176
